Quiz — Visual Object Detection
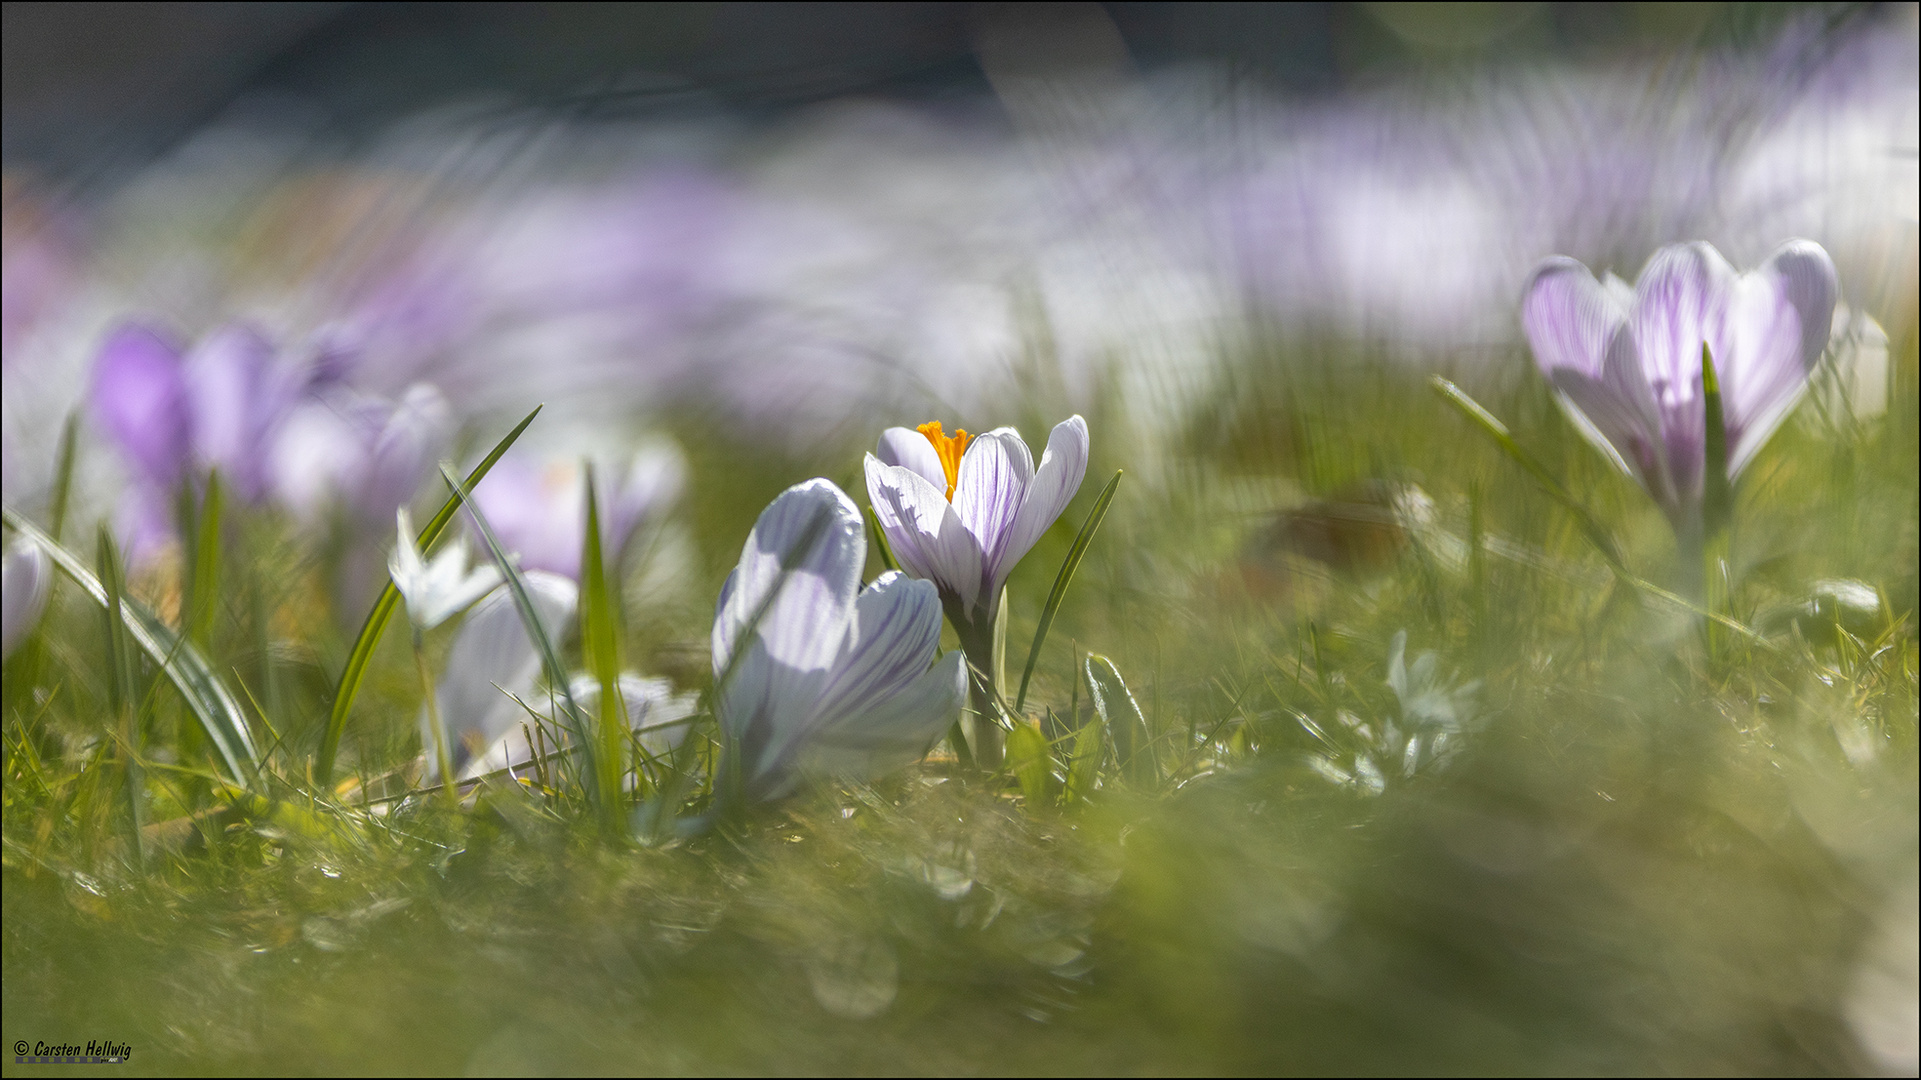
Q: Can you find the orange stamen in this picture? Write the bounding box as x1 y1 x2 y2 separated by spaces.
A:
917 421 971 501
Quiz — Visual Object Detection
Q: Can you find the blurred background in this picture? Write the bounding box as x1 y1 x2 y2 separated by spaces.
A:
5 3 1914 487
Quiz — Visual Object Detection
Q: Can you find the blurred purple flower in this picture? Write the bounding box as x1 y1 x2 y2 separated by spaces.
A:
864 416 1088 634
713 479 965 801
1521 239 1838 525
89 322 313 502
270 383 452 526
2 539 51 659
472 446 682 580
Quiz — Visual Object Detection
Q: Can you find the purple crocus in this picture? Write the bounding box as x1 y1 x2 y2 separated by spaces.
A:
864 416 1089 635
1520 240 1838 528
713 479 966 802
90 322 314 504
472 447 683 580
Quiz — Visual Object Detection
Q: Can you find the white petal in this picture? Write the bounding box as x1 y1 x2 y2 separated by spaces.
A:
864 455 984 614
800 650 967 782
993 416 1089 590
807 572 944 733
876 426 947 493
1521 258 1629 382
952 428 1033 572
427 572 577 780
1723 240 1838 476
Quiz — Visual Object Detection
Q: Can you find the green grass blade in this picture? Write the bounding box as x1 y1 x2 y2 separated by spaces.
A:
3 508 259 786
1014 469 1121 713
1429 377 1626 572
439 462 595 799
1700 344 1731 540
1005 718 1052 807
49 414 78 542
187 472 224 647
1084 654 1154 786
866 506 899 573
96 526 146 860
316 404 542 788
579 461 628 828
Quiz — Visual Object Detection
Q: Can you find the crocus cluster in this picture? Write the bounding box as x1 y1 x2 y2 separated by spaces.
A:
88 321 452 558
1521 239 1839 532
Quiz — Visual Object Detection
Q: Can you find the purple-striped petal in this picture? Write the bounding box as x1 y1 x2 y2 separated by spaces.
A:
1723 241 1837 475
807 572 944 732
1630 241 1736 416
864 455 984 614
800 649 966 782
952 428 1033 576
876 426 947 492
91 324 191 488
993 415 1089 590
712 479 863 719
1521 258 1629 382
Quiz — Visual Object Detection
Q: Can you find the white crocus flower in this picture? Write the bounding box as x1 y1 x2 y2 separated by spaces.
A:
863 416 1088 637
388 506 503 631
713 479 966 802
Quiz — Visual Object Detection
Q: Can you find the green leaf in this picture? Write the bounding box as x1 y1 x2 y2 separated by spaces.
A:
96 526 146 859
1701 343 1731 539
1084 654 1155 786
1062 701 1104 806
186 471 224 647
866 506 899 573
579 461 628 828
1014 469 1121 713
440 462 594 798
2 508 260 786
1005 719 1052 808
316 405 542 788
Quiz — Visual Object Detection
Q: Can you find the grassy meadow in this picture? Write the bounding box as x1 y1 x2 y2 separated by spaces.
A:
4 313 1915 1075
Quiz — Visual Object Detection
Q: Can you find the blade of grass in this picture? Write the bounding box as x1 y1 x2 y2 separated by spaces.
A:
316 404 542 787
1014 469 1120 714
96 526 145 860
866 506 899 573
4 508 260 785
579 462 628 829
186 472 224 647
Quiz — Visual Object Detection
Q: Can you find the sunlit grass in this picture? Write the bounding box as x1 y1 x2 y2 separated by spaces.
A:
4 322 1915 1073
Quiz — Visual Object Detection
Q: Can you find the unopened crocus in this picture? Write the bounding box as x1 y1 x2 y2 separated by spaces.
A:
2 539 50 659
1521 240 1838 531
713 479 966 802
472 445 683 579
417 570 577 782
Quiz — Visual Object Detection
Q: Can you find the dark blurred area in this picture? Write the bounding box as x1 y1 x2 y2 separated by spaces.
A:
3 1 1831 176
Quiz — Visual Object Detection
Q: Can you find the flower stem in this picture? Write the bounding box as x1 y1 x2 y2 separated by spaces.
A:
414 628 458 809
